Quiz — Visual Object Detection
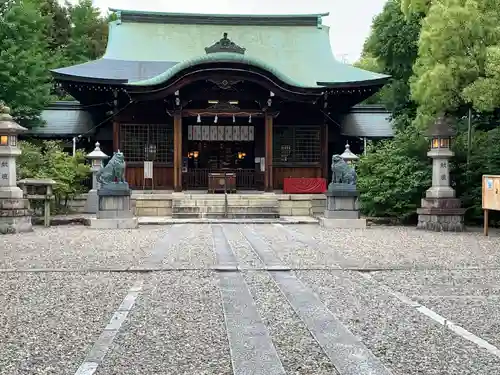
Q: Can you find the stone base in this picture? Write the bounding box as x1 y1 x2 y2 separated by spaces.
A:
327 183 359 196
84 189 98 214
0 198 32 234
324 209 360 219
97 182 130 195
89 217 138 229
97 192 133 219
319 217 366 229
324 191 360 219
417 197 465 232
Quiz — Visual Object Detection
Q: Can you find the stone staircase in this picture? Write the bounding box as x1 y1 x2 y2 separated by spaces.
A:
172 193 280 219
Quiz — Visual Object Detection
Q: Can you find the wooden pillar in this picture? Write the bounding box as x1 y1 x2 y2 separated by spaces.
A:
173 113 182 192
321 122 329 178
264 114 273 191
112 121 119 152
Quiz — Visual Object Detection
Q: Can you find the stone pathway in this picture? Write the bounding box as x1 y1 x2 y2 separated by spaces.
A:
1 224 500 374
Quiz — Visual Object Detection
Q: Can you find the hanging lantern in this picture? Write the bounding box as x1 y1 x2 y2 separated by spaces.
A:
248 115 252 123
232 115 235 123
197 114 201 123
214 115 218 123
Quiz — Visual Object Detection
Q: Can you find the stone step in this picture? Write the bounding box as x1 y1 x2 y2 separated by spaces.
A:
227 206 279 214
172 212 280 219
173 202 278 209
171 194 280 219
172 206 279 214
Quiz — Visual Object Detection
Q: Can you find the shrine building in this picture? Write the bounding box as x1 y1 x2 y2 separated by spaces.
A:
51 9 390 192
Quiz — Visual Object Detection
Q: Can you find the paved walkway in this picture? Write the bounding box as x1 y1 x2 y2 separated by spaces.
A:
1 224 500 374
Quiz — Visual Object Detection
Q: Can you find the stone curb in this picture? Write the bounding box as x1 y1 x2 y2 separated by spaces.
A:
30 215 320 226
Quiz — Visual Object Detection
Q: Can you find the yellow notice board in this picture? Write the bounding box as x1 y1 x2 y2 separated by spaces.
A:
482 175 500 210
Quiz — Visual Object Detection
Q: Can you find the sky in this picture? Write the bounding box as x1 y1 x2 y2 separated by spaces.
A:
87 0 386 63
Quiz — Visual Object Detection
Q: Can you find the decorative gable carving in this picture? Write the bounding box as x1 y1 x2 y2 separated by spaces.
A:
205 33 246 55
207 101 240 111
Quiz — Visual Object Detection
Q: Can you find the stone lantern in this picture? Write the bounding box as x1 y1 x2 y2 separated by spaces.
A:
0 103 32 233
417 114 465 231
84 142 109 214
340 142 359 164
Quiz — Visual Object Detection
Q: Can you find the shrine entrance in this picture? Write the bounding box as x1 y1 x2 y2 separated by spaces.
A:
182 115 265 191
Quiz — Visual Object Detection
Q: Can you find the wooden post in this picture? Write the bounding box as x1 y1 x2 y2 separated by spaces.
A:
112 121 119 152
44 198 50 227
173 113 182 192
321 122 329 179
265 114 273 192
484 209 489 236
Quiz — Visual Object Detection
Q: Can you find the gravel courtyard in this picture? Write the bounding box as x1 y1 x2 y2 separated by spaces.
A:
1 224 500 374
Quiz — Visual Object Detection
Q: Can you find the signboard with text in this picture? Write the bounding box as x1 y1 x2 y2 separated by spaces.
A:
482 175 500 211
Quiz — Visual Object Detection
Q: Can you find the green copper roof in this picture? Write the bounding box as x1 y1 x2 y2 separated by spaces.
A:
53 9 388 90
101 15 388 89
129 52 307 88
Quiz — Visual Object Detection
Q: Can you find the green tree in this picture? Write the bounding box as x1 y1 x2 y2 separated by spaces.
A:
410 0 500 127
0 0 53 127
361 0 423 120
63 0 109 65
401 0 431 16
17 140 90 210
40 0 71 56
357 125 431 219
353 55 385 104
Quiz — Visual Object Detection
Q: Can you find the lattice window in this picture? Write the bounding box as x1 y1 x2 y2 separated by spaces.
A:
273 125 321 164
119 124 174 164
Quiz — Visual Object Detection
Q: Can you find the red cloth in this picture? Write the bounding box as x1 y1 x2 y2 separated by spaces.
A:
283 177 326 194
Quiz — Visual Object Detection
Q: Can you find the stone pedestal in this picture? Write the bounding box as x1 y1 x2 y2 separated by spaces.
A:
417 137 465 231
0 197 32 234
320 184 366 229
89 184 138 229
84 189 98 214
417 197 465 232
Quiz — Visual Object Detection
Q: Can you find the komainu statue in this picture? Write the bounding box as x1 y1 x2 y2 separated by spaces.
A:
330 155 357 185
96 151 126 186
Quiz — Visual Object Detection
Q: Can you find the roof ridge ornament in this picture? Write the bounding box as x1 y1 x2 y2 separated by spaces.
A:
205 33 246 55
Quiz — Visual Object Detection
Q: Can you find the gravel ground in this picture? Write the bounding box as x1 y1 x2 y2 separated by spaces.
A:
297 270 500 375
223 224 265 268
0 272 136 375
0 226 166 270
142 224 216 268
3 223 499 374
370 269 500 297
290 225 500 269
243 270 338 375
97 271 231 375
245 224 344 268
370 269 500 348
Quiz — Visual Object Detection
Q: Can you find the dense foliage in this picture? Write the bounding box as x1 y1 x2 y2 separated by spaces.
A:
0 0 53 126
355 0 430 219
356 0 500 223
17 140 90 211
0 0 109 128
357 127 431 220
362 0 423 119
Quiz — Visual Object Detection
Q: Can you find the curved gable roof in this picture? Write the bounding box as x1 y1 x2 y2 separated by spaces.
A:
52 10 388 89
